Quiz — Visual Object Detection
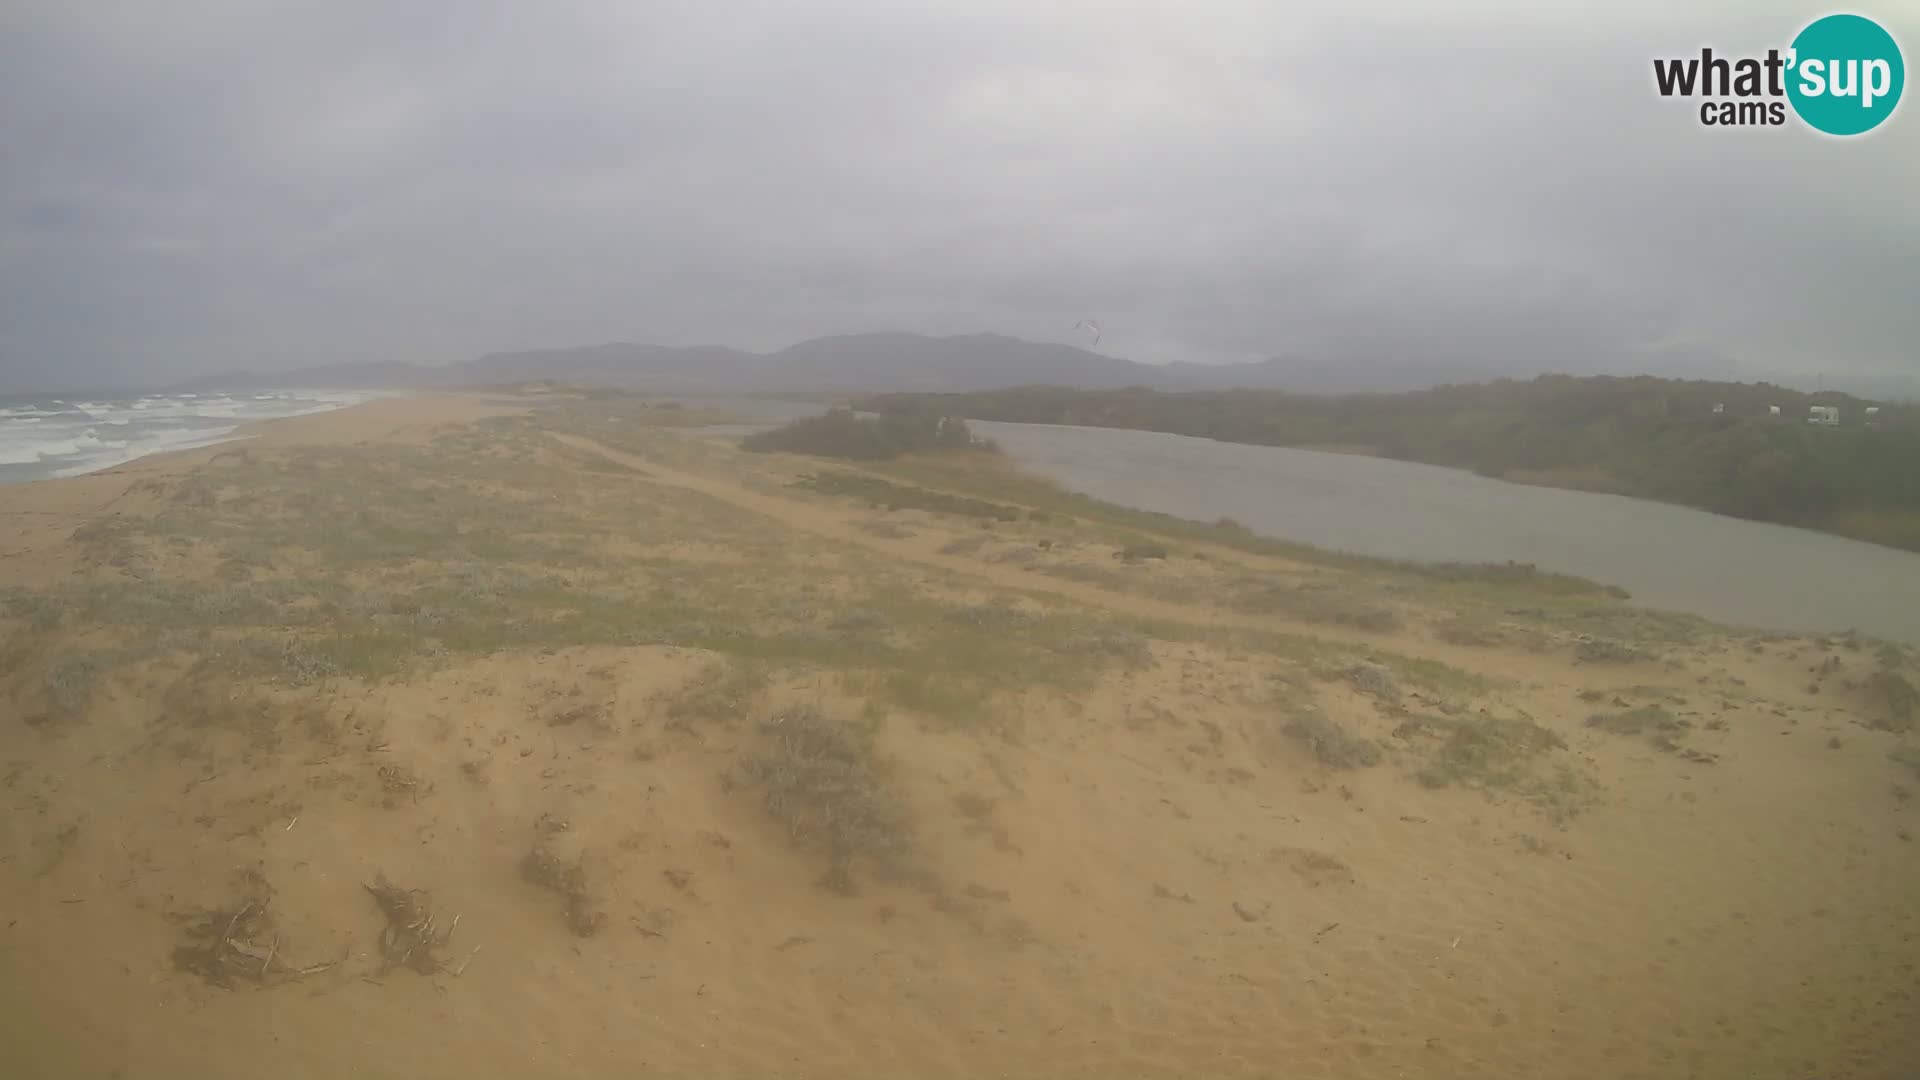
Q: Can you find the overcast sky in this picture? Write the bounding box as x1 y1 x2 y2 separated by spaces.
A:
1 0 1914 393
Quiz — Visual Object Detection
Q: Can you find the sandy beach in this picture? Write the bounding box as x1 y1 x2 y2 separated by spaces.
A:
2 391 1916 1079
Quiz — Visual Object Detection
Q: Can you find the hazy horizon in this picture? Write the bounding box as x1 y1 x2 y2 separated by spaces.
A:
2 326 1917 402
2 2 1915 394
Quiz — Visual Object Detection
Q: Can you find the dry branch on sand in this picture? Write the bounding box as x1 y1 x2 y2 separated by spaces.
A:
171 870 342 988
364 872 466 974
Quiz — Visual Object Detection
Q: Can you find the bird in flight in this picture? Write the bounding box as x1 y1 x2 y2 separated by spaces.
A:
1073 320 1102 347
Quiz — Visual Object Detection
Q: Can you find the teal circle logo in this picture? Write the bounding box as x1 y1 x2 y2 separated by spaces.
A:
1787 14 1905 135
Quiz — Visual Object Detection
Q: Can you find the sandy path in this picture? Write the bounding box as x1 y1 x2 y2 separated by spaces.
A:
549 432 1587 688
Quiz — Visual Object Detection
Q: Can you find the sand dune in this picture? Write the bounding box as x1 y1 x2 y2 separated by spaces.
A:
2 392 1916 1078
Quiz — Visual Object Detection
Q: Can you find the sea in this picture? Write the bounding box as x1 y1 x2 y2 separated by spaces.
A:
0 389 378 485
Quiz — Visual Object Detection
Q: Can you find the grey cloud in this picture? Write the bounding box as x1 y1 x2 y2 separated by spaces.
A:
1 0 1914 392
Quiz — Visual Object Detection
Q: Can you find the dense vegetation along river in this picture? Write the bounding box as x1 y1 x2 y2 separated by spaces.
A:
971 421 1920 643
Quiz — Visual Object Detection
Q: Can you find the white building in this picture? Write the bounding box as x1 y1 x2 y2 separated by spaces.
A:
1809 405 1840 426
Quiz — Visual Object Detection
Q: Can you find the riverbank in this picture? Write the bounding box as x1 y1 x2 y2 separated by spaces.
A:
861 382 1920 555
4 390 1916 1078
969 421 1920 644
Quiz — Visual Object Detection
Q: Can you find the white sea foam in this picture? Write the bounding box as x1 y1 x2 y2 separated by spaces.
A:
0 388 381 482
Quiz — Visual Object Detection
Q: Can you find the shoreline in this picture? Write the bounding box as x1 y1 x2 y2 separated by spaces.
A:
0 393 523 584
0 390 396 488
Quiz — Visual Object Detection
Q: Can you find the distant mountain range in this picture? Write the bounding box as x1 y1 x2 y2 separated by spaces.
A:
167 333 1318 395
163 332 1920 401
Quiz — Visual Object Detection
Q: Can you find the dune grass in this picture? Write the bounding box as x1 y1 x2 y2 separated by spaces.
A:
4 400 1497 756
731 705 916 893
6 421 1193 730
1282 711 1383 769
1391 711 1590 818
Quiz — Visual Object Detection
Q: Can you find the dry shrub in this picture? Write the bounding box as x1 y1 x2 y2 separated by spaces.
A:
732 706 914 893
44 655 100 715
1585 705 1683 736
364 872 462 972
172 867 342 987
171 869 280 988
376 763 431 808
1864 671 1917 733
1585 706 1717 763
1282 710 1383 769
660 661 767 726
521 843 606 936
1344 664 1402 704
1573 638 1649 664
1054 628 1154 669
1397 713 1565 790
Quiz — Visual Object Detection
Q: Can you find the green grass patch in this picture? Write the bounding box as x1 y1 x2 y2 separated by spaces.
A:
1 587 65 631
1396 712 1566 793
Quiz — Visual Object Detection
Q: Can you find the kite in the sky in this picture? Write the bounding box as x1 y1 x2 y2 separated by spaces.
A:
1073 320 1102 347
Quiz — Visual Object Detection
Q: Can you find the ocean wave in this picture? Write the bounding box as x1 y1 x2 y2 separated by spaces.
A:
0 433 102 464
47 426 245 478
1 388 378 481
